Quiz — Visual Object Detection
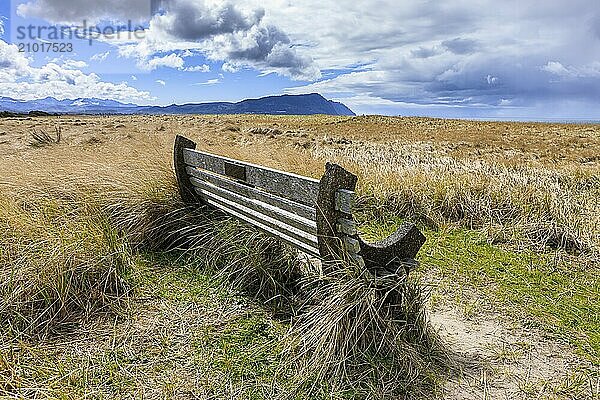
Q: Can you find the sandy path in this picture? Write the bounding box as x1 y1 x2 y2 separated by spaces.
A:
430 307 598 399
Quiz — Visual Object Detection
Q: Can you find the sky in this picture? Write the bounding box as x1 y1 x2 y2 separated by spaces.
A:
0 0 599 119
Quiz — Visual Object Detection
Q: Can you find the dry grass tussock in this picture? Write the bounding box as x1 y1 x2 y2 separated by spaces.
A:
314 141 600 257
0 148 175 337
283 262 452 398
127 207 454 397
29 126 62 147
0 190 130 337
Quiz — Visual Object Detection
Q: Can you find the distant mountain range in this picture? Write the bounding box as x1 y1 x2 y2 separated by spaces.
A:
0 93 355 116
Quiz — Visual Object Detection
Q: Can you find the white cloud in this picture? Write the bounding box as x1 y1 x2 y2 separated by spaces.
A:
0 39 151 102
62 59 89 69
541 61 600 79
542 61 571 76
285 70 413 102
486 75 498 85
142 53 185 71
131 75 137 80
91 51 110 62
194 78 220 85
156 79 166 85
185 64 210 72
222 63 239 73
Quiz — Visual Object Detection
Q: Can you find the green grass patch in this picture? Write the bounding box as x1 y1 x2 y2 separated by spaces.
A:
360 218 599 365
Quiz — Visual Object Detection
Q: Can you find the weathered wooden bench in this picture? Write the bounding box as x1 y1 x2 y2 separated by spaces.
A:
174 135 426 274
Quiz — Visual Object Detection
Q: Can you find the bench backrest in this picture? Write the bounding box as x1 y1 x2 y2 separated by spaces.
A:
183 147 321 257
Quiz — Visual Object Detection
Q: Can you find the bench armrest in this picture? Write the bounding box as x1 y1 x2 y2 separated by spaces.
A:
359 222 426 274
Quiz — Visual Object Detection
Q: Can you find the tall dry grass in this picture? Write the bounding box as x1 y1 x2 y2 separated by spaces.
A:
130 209 452 398
1 117 597 397
314 141 600 257
0 142 177 336
0 190 131 337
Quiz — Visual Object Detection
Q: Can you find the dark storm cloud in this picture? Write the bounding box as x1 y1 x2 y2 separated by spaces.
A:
153 1 264 40
17 0 153 23
442 38 479 55
411 46 440 59
149 1 319 79
287 0 600 117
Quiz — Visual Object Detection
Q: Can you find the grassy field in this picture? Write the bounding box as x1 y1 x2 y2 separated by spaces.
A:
0 114 598 399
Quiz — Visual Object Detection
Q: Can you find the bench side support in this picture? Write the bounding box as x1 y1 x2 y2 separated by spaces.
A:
174 135 200 204
316 162 426 274
316 162 359 262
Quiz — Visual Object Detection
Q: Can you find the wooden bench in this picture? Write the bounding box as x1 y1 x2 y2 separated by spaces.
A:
174 135 426 274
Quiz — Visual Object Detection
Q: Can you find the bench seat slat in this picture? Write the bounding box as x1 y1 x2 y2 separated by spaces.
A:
183 148 320 206
186 166 316 221
189 176 318 234
201 196 320 257
193 187 320 250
